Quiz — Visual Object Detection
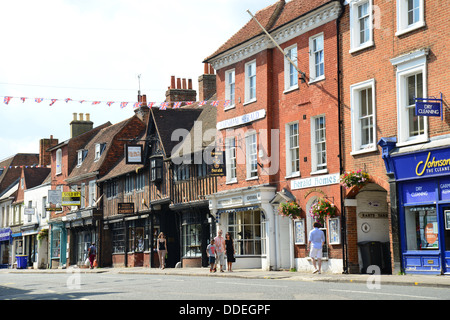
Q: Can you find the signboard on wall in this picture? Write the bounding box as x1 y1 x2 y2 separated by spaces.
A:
62 192 81 206
125 144 143 164
118 203 135 215
209 151 226 176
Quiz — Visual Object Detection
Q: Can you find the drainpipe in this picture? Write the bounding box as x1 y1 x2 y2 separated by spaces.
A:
336 0 348 274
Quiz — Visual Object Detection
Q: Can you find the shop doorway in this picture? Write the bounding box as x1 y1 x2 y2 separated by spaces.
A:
441 207 450 274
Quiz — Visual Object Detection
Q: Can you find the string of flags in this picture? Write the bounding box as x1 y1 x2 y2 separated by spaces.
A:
2 95 232 110
1 165 48 169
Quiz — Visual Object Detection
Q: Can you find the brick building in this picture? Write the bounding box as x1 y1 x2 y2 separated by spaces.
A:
340 0 450 274
205 0 344 271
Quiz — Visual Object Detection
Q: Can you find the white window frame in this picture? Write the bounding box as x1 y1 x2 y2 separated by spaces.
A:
285 121 300 178
396 0 425 36
245 60 257 104
55 148 62 175
311 115 327 174
391 50 428 146
349 0 374 53
245 131 258 179
225 137 237 184
89 180 96 207
309 33 325 83
95 144 101 161
225 69 236 110
284 45 298 92
350 79 377 155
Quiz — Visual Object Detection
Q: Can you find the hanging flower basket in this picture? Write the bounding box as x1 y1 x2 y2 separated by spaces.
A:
339 169 369 189
309 198 337 226
37 229 48 241
278 201 301 219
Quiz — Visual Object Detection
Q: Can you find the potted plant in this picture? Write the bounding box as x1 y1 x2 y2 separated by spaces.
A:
278 201 301 219
37 228 48 241
309 198 337 226
339 169 369 189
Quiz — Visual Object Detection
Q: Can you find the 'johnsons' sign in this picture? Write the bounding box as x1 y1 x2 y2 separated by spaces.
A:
392 148 450 180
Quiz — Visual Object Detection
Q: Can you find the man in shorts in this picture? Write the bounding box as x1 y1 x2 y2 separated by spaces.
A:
308 222 325 274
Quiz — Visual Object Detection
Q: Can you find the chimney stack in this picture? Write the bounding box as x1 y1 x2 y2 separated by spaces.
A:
39 135 59 166
70 113 94 138
165 75 197 105
135 94 150 123
198 63 216 101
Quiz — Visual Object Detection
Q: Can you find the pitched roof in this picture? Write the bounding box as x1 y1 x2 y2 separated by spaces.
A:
204 0 335 62
151 107 203 158
66 115 144 182
0 153 40 194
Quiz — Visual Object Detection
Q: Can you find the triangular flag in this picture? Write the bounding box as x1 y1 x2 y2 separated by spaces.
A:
4 96 12 105
20 97 26 103
173 102 182 109
35 98 43 103
120 102 128 108
106 101 114 107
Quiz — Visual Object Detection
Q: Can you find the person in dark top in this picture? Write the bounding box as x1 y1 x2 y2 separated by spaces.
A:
88 243 96 269
157 232 168 269
225 232 236 272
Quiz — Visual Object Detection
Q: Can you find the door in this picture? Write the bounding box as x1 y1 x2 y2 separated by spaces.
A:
442 207 450 274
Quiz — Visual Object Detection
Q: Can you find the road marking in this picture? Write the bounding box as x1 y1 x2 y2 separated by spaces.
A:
329 289 439 300
216 281 288 288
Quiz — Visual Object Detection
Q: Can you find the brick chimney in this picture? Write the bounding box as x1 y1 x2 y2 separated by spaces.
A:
70 113 94 138
165 75 197 105
39 135 59 166
198 63 216 101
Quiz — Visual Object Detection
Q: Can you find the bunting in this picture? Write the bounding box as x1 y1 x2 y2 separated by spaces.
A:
1 95 229 110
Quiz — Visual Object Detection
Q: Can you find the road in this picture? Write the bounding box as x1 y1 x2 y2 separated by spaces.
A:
0 273 448 301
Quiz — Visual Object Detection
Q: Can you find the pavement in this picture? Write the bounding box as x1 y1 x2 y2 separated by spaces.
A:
2 266 450 289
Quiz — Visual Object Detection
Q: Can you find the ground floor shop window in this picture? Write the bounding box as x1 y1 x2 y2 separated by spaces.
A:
227 209 262 256
75 229 96 264
128 220 145 252
112 222 125 254
181 212 202 258
405 206 439 250
51 229 60 258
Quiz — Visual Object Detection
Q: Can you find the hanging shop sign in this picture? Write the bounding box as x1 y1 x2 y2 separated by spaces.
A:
209 151 226 176
0 228 11 242
415 94 443 120
125 144 143 164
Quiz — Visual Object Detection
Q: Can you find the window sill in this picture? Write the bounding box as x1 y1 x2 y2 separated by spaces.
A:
350 146 377 156
396 137 429 148
310 169 328 176
243 98 257 106
226 179 238 185
246 176 258 181
308 76 325 85
224 104 236 111
283 85 299 94
285 172 301 179
395 21 426 37
349 41 374 54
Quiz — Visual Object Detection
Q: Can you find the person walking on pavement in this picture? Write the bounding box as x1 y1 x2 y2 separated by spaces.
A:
157 232 168 269
88 242 96 269
206 239 217 273
225 232 235 272
214 230 226 272
308 222 325 274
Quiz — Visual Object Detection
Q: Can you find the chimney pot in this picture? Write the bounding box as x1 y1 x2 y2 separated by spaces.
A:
188 79 193 90
182 78 186 90
79 113 84 121
73 113 77 121
86 113 90 121
176 78 181 89
209 64 215 75
171 76 176 89
204 63 209 74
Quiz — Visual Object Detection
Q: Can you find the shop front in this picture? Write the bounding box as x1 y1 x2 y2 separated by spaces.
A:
384 141 450 274
49 222 67 269
0 228 11 268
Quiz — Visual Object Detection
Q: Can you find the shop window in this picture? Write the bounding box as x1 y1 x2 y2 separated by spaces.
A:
128 221 144 253
151 157 163 182
405 206 439 250
112 222 125 254
227 209 262 256
51 229 61 258
182 212 202 258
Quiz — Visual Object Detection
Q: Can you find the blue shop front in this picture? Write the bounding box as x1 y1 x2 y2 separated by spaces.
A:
381 138 450 274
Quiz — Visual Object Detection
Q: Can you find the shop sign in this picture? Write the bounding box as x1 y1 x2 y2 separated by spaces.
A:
125 144 143 164
439 178 450 201
415 101 441 117
209 151 226 176
118 203 134 215
291 173 340 190
0 228 11 242
62 192 81 206
217 109 266 130
392 148 450 180
402 180 436 204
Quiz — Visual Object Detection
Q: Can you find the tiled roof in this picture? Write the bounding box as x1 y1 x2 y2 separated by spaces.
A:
204 0 334 62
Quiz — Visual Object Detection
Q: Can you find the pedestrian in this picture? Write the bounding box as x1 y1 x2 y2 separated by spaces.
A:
214 229 226 272
206 239 217 273
308 222 325 274
157 232 168 269
88 242 96 269
225 232 235 272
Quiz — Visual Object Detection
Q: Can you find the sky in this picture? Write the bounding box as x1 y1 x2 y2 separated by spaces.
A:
0 0 277 162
